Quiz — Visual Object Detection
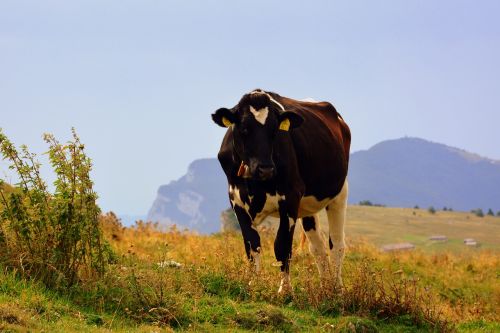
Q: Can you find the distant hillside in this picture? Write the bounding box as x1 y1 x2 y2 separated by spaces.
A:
147 138 500 233
348 137 500 210
147 159 227 233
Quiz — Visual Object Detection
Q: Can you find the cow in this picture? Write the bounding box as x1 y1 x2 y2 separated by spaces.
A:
211 89 351 293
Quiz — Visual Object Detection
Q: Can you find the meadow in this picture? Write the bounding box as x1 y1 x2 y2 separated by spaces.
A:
1 207 499 332
0 130 498 332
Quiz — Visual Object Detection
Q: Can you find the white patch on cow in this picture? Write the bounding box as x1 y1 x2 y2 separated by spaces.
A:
302 214 329 278
297 196 333 217
229 185 250 212
229 185 283 226
249 106 269 125
253 193 283 225
299 97 319 103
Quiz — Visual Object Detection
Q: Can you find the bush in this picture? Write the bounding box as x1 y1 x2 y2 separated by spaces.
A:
486 209 494 216
471 209 484 218
428 206 436 214
0 129 112 288
359 200 385 207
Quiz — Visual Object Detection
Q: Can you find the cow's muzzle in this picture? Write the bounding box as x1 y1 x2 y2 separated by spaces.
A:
257 165 275 181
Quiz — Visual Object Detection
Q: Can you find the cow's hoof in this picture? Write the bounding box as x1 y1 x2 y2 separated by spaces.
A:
278 273 292 294
334 277 344 290
278 283 292 295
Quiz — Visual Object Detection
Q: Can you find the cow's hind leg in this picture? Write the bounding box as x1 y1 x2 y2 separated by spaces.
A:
233 205 261 272
302 214 329 278
326 180 348 287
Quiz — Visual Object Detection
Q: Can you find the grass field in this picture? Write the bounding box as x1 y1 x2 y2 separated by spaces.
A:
344 205 500 252
1 206 499 332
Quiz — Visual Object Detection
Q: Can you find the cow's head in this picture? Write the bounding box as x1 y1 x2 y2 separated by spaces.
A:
212 89 303 181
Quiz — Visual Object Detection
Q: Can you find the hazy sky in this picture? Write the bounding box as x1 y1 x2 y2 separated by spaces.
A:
1 1 499 215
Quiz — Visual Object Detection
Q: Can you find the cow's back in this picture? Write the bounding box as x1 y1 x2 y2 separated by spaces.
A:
273 95 351 200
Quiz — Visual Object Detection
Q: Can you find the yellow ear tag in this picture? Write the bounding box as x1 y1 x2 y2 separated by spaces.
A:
279 118 290 131
222 117 232 127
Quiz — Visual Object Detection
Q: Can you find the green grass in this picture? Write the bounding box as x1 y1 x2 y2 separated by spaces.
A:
0 268 456 332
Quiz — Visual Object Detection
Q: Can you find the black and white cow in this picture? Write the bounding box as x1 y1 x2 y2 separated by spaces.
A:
212 89 351 292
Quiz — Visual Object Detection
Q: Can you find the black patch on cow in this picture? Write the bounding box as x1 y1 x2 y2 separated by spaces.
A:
329 236 334 250
238 184 251 207
240 92 273 111
233 205 261 260
274 200 295 273
248 190 268 220
302 216 316 232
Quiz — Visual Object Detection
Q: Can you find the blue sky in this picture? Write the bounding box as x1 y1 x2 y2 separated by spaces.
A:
1 1 499 215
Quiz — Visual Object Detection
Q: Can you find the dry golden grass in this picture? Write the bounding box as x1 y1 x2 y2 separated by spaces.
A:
344 205 500 251
98 215 499 331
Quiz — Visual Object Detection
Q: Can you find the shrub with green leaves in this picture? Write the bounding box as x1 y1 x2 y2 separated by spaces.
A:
0 128 111 289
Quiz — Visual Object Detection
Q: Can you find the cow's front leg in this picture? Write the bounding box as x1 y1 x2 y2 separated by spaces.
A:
233 205 261 272
274 201 296 294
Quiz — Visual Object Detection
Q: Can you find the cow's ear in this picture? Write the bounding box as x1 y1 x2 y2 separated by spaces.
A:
212 108 236 128
279 111 303 131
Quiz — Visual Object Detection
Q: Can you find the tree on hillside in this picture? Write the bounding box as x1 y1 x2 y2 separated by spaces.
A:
471 208 484 217
428 206 436 214
486 208 494 216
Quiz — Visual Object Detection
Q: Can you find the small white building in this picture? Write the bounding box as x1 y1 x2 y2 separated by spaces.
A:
381 243 415 252
429 235 447 241
464 238 479 247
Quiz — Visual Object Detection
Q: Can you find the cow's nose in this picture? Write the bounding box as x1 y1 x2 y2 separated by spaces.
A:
257 165 275 180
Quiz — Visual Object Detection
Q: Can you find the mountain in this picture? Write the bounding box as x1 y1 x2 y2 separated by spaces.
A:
147 138 500 233
147 158 227 233
348 137 500 210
